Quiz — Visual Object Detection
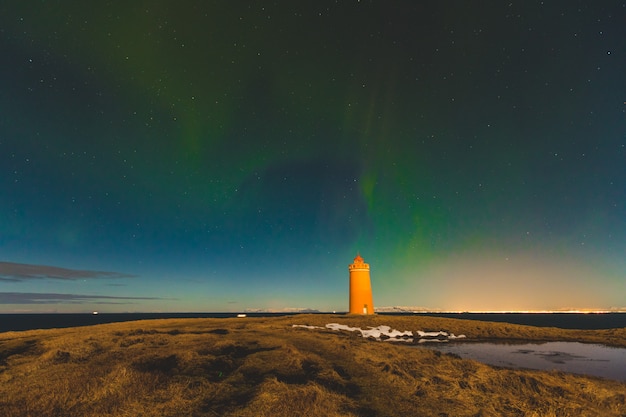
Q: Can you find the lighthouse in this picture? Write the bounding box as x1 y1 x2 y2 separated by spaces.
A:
349 254 375 315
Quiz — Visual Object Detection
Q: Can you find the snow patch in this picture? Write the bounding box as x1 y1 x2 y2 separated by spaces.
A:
325 323 413 340
294 323 466 342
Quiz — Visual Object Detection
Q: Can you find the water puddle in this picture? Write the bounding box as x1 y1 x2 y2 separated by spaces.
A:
420 341 626 381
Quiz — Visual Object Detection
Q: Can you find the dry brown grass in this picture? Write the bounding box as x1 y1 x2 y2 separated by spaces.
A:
0 314 624 417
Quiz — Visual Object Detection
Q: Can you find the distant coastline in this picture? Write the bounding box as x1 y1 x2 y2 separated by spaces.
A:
1 312 626 333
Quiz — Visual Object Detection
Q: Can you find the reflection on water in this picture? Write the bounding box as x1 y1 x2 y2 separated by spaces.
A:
419 341 626 381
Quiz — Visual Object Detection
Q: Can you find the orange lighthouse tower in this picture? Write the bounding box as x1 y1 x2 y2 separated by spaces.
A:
349 254 375 315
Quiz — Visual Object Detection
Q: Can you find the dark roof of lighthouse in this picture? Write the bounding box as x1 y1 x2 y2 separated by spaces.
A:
353 254 364 263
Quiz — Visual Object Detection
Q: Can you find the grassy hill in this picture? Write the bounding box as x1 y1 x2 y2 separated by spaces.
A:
1 314 624 416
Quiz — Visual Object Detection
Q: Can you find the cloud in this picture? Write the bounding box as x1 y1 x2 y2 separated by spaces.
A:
0 292 163 305
0 262 136 282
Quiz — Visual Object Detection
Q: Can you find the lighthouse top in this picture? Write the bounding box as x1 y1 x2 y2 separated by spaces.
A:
349 253 369 270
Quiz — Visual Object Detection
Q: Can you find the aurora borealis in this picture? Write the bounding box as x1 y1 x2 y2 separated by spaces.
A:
1 1 624 313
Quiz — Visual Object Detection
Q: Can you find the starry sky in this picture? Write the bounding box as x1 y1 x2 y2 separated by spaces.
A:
1 1 624 313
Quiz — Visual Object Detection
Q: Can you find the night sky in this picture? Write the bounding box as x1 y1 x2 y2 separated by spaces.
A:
1 1 625 313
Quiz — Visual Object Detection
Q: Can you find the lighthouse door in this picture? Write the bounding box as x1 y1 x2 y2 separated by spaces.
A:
363 304 368 314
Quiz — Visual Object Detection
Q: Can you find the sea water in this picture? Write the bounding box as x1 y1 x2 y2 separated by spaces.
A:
0 312 297 333
420 341 626 381
1 312 625 333
408 312 626 330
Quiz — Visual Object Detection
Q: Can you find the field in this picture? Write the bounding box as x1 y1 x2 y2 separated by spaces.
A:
1 314 625 417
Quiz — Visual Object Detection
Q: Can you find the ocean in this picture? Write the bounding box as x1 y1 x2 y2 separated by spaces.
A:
410 312 626 330
0 312 290 333
0 312 625 333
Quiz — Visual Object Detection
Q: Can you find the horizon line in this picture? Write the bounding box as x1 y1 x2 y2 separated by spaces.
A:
2 309 626 314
